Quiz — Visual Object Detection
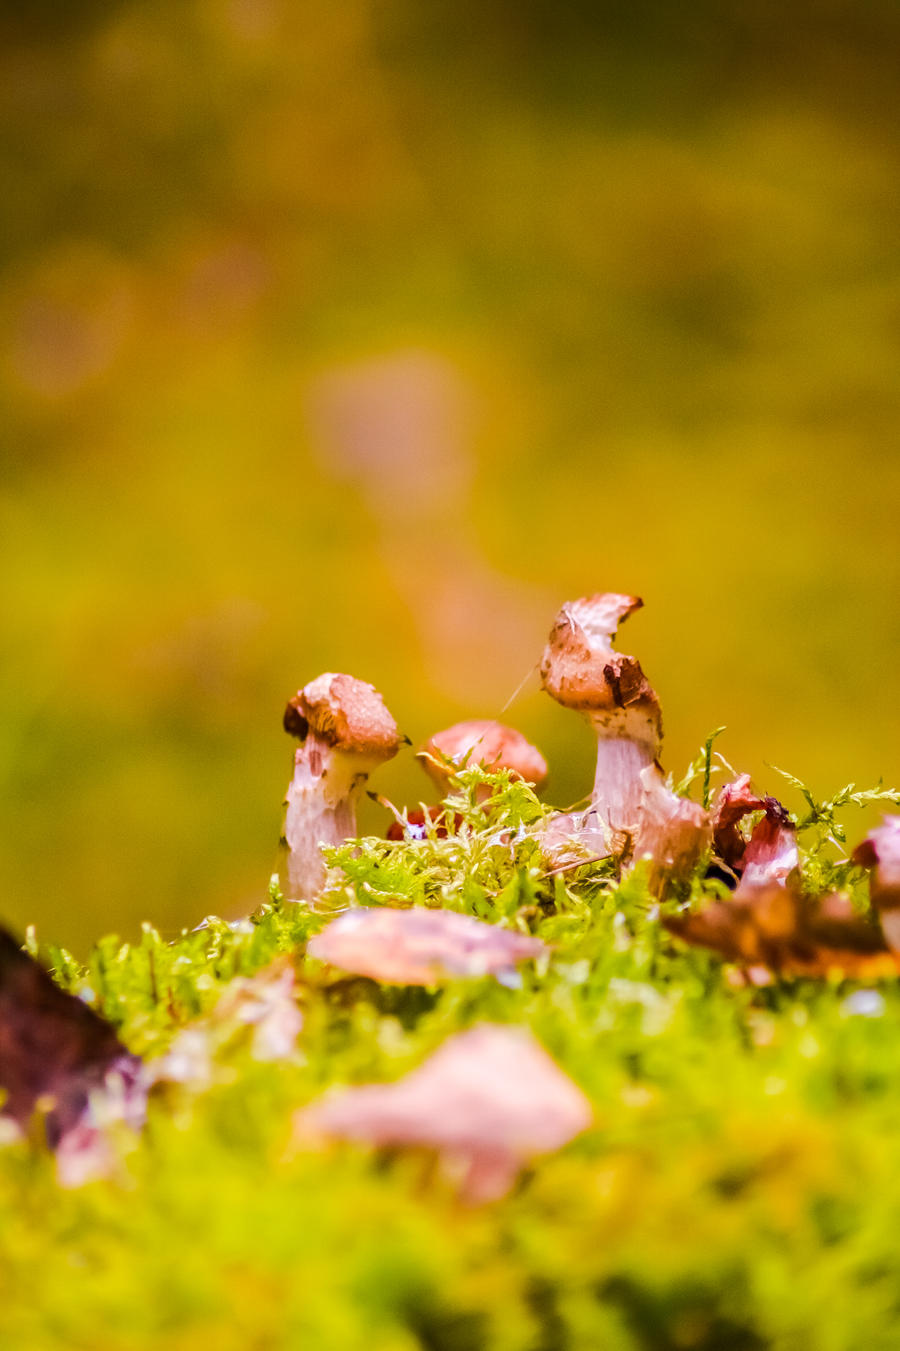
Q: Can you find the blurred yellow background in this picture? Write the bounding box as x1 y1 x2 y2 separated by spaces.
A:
1 0 898 950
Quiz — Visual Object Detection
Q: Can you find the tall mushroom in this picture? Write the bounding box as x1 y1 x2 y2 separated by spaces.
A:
540 594 660 845
539 593 708 886
281 673 402 902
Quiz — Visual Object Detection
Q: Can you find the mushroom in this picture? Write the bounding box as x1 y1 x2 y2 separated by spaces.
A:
539 594 709 886
420 719 548 798
540 594 661 849
281 673 402 902
386 720 547 841
853 816 900 951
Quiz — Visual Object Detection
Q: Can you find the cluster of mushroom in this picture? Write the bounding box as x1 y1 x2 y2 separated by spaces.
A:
279 592 711 908
280 594 900 982
5 592 896 1195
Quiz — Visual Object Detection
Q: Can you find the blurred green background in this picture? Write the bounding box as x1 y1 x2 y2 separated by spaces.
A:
1 0 898 951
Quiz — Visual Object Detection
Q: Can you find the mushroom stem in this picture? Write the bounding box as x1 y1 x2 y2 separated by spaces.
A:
588 733 655 837
283 739 364 901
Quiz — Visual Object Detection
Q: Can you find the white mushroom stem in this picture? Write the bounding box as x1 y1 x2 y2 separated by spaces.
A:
283 734 376 903
589 733 656 839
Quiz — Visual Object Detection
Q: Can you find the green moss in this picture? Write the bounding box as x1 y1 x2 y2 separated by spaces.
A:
3 767 900 1349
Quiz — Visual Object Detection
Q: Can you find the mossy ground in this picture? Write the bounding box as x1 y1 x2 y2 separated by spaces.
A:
3 767 900 1351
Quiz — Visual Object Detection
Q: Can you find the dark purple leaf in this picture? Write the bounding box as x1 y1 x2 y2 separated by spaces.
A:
0 925 145 1180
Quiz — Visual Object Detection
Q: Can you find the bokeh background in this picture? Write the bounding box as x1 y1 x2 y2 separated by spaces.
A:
1 0 898 952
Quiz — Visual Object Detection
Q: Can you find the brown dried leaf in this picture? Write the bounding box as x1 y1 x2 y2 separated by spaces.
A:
294 1023 591 1201
711 777 798 884
306 907 546 986
664 882 899 980
712 774 766 871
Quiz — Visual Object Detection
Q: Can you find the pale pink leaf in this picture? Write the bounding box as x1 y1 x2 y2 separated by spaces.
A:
306 907 546 986
294 1024 592 1201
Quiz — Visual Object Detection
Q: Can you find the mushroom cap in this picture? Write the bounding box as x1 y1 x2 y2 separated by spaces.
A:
283 673 401 759
419 719 548 790
540 593 661 735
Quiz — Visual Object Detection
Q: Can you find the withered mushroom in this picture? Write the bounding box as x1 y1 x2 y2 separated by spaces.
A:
281 673 402 902
539 594 709 886
540 594 661 847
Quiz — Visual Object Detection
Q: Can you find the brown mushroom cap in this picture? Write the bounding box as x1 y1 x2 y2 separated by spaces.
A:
540 594 661 743
419 719 548 790
283 673 401 759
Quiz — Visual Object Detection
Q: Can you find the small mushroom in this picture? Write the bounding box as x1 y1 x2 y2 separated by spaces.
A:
386 720 547 841
853 816 900 951
540 594 661 848
419 719 548 799
281 673 402 902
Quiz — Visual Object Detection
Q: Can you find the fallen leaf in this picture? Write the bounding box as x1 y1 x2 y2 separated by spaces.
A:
0 925 145 1183
711 777 799 885
151 959 302 1085
294 1023 591 1200
664 883 899 980
306 907 546 986
632 765 711 895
